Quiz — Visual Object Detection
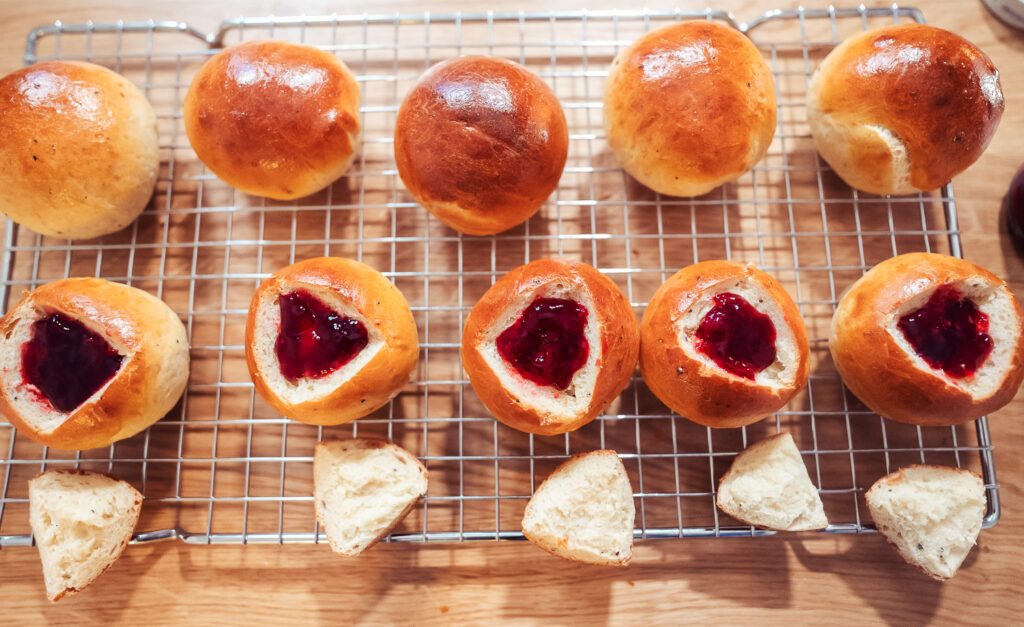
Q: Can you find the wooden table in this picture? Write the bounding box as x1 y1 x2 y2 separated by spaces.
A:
1 0 1022 623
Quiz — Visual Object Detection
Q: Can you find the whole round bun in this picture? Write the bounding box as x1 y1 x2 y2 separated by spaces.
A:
462 259 639 435
639 261 809 428
0 278 190 450
184 40 361 200
0 61 158 239
830 253 1024 426
807 24 1004 195
245 257 419 426
603 21 777 197
394 56 569 235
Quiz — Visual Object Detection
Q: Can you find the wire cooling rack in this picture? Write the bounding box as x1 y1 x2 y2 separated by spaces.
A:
0 5 1000 546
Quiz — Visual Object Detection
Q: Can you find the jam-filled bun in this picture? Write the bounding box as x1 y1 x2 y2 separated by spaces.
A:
807 24 1003 195
603 21 776 197
245 258 419 425
0 61 159 239
0 279 189 450
185 40 361 200
830 253 1024 426
394 56 569 235
640 261 809 428
461 259 639 435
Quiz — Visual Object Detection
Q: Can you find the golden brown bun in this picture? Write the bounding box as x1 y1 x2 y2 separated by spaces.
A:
829 253 1024 426
0 279 190 450
639 261 810 428
461 259 639 435
394 56 569 235
245 257 419 426
807 24 1003 195
603 21 776 197
184 40 361 200
0 61 158 239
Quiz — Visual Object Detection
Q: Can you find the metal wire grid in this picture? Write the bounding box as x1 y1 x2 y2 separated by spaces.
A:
0 5 999 546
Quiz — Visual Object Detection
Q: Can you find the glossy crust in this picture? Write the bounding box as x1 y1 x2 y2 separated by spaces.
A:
184 40 361 200
394 56 569 235
0 279 190 450
639 261 810 428
829 253 1024 426
0 61 159 239
603 21 777 197
807 24 1003 195
461 259 639 435
245 258 419 425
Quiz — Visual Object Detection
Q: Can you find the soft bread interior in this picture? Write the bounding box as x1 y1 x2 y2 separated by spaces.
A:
866 466 984 580
0 303 130 434
674 278 800 389
476 280 601 424
716 433 828 531
522 450 635 565
313 440 428 556
885 278 1018 400
251 282 384 406
806 86 916 196
29 470 141 601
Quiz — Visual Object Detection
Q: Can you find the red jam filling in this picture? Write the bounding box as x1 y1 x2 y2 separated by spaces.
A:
695 292 777 380
21 312 124 413
275 290 369 383
897 285 992 379
495 297 589 391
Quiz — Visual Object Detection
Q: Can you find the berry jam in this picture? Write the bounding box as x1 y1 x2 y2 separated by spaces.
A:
695 292 777 380
275 290 369 383
495 297 589 391
897 285 992 379
21 312 124 413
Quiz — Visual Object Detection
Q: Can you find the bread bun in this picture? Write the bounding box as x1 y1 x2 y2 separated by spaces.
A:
461 259 639 435
184 40 361 200
0 278 190 450
829 253 1024 426
639 261 809 428
394 56 569 235
0 61 158 239
245 257 418 425
807 24 1003 195
603 21 776 197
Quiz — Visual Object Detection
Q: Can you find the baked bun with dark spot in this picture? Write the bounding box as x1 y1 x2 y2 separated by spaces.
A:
807 24 1003 195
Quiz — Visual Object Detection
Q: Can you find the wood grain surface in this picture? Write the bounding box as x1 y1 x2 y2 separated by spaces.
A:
1 0 1023 624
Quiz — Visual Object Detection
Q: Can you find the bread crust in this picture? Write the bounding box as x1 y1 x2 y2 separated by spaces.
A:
603 21 776 197
245 258 419 425
30 469 143 601
394 56 569 235
829 253 1024 426
461 259 639 435
865 464 984 581
639 261 809 428
313 439 428 556
0 61 158 239
807 24 1003 195
184 40 361 200
521 450 633 566
0 279 190 450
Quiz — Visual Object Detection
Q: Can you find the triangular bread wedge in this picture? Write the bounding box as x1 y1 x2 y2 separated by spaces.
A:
716 432 828 531
522 450 635 566
866 465 985 580
28 469 142 602
313 439 428 556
